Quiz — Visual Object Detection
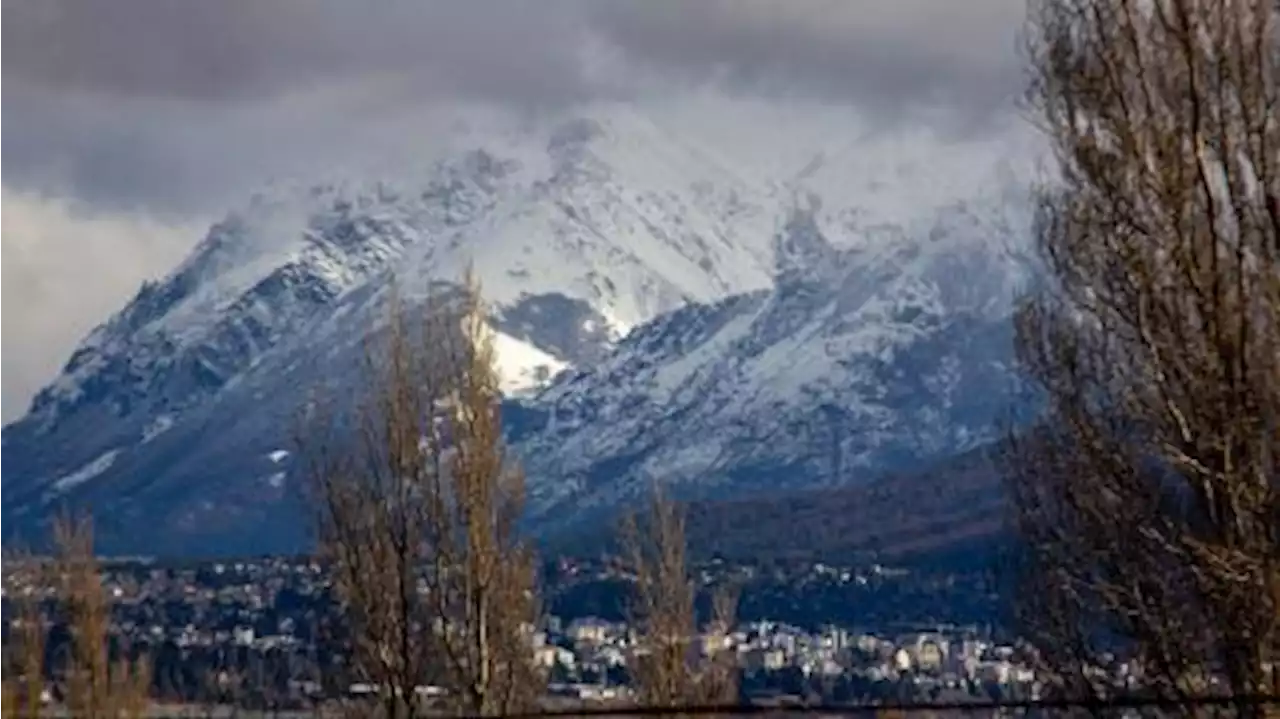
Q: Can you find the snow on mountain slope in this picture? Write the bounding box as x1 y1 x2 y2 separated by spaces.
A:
0 105 784 550
491 331 570 397
513 193 1031 529
17 106 784 433
1 98 1033 556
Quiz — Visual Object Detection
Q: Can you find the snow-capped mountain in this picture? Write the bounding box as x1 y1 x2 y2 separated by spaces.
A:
1 99 1033 556
512 194 1029 530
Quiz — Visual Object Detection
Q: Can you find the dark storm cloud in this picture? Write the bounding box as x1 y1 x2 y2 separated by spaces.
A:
1 0 608 212
587 0 1027 126
2 0 597 104
1 78 489 215
1 0 1027 211
1 0 1027 118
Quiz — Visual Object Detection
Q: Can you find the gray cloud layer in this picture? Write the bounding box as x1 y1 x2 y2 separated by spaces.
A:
1 190 202 421
3 0 1027 211
2 0 604 214
5 1 1023 105
1 0 1029 421
3 1 596 103
590 0 1025 126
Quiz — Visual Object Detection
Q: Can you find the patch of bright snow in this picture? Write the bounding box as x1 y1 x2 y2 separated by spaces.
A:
142 414 175 443
267 450 290 464
490 330 569 396
50 450 120 493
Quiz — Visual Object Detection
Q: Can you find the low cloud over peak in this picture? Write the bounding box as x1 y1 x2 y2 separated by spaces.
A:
1 0 1032 422
1 189 204 421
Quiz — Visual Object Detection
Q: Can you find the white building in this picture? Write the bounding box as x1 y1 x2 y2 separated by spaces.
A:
893 648 913 673
567 617 613 644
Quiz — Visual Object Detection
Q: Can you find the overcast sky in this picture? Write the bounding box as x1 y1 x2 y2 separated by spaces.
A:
1 0 1029 421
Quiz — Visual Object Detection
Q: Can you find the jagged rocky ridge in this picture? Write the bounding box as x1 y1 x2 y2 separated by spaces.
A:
515 198 1026 531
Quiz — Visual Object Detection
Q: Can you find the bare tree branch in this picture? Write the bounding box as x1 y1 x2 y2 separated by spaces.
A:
1006 0 1280 714
622 483 740 715
300 270 543 717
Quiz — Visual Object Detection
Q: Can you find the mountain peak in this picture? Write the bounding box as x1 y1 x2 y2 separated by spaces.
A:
773 198 842 284
3 104 1034 556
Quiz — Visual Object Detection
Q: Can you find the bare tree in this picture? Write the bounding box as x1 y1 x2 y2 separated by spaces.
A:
3 551 48 719
1006 0 1280 712
54 515 153 719
1 515 152 719
621 484 739 714
303 284 439 719
425 272 543 717
303 269 542 717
